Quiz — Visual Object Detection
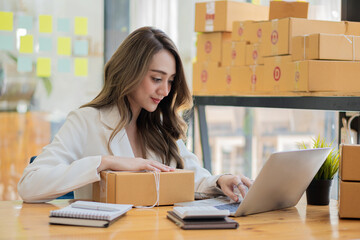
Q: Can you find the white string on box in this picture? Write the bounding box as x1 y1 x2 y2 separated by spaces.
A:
343 34 355 61
135 171 160 209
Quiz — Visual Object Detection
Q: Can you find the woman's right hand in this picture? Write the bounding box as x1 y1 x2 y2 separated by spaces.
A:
97 155 174 173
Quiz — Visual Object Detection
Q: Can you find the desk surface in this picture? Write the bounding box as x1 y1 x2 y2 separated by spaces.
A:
1 199 360 239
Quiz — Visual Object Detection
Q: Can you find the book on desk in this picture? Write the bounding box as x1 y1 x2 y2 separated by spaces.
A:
49 201 133 228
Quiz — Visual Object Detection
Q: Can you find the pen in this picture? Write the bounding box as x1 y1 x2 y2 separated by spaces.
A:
71 201 129 212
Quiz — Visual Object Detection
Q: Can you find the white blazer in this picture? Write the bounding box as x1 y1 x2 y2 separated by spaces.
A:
17 105 223 202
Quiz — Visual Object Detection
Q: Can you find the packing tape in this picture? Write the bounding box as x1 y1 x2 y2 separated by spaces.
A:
231 42 236 66
135 171 161 208
250 65 257 91
205 2 215 32
271 19 278 55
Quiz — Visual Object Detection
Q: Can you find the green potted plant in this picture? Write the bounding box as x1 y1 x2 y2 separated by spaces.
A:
299 136 340 205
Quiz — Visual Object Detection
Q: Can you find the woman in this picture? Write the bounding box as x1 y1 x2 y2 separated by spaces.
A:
18 27 252 203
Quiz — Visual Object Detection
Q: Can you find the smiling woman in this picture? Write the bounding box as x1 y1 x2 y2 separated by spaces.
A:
17 27 252 203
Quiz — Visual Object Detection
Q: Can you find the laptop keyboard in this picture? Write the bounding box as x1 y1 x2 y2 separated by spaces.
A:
214 202 240 213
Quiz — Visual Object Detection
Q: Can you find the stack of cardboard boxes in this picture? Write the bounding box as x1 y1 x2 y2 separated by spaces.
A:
339 145 360 219
192 1 268 95
193 1 360 95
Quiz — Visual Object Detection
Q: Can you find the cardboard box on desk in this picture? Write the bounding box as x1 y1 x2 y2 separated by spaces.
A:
93 170 194 206
287 60 360 92
269 1 309 20
195 1 268 32
292 34 360 61
262 18 346 57
339 180 360 219
193 61 219 95
197 32 231 63
263 55 292 92
222 41 246 67
340 144 360 181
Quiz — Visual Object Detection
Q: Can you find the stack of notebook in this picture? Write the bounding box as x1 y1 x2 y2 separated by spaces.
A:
167 206 239 230
49 201 133 228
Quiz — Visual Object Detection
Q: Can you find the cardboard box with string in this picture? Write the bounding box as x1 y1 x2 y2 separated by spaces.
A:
93 170 194 206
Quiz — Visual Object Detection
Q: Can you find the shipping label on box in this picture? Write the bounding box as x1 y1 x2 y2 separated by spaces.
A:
292 33 360 61
197 32 231 63
245 43 264 66
193 61 219 95
262 18 346 57
93 170 195 206
340 144 360 181
263 55 292 92
339 180 360 219
232 21 253 42
195 1 268 32
222 41 246 67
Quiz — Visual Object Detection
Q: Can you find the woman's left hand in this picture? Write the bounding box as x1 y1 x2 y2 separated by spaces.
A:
216 174 253 202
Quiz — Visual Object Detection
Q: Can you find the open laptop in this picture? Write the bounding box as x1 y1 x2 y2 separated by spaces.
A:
175 148 331 217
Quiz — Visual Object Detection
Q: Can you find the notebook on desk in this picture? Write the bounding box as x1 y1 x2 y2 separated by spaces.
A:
176 148 331 217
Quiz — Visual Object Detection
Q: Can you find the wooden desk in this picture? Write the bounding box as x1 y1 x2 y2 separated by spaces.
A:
1 199 359 239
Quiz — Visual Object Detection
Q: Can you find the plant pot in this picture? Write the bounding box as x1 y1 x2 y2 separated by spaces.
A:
306 179 332 205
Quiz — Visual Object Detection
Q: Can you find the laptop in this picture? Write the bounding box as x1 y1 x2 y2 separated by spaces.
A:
175 148 331 217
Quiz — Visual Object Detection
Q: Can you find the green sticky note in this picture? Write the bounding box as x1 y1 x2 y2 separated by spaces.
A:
37 58 51 77
74 58 88 76
39 15 53 33
18 15 33 30
57 37 71 56
58 58 71 73
17 56 33 72
39 37 52 52
0 11 13 31
0 35 14 50
74 17 88 36
19 35 33 53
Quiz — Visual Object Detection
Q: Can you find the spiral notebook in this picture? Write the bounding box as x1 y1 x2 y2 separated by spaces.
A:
49 201 133 227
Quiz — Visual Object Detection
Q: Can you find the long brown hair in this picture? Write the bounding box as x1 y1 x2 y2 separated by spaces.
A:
81 26 192 168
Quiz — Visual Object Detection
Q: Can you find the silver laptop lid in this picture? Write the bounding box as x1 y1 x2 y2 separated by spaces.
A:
235 148 331 217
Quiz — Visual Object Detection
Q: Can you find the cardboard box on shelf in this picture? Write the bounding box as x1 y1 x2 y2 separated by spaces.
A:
269 1 309 20
195 1 268 32
222 41 246 67
231 65 265 92
232 21 253 42
193 61 219 95
340 144 360 181
245 44 264 66
197 32 231 63
93 170 194 206
287 60 360 92
215 66 241 95
245 21 266 44
262 18 346 57
339 180 360 219
345 21 360 36
292 33 360 61
263 55 292 92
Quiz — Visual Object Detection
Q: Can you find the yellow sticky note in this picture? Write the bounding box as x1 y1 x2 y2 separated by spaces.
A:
0 11 13 31
39 15 53 33
57 37 71 56
37 58 51 77
74 58 88 76
19 35 33 53
74 17 88 36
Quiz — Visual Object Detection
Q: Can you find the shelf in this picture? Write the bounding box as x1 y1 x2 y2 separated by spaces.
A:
193 96 360 111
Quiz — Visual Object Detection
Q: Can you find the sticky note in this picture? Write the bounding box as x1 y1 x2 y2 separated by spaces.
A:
17 56 33 72
39 15 53 33
37 57 51 77
39 37 52 52
0 35 14 50
57 18 70 32
18 15 33 30
58 58 71 73
0 11 13 31
19 35 33 53
74 17 88 36
74 40 88 55
57 37 71 56
74 58 88 76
